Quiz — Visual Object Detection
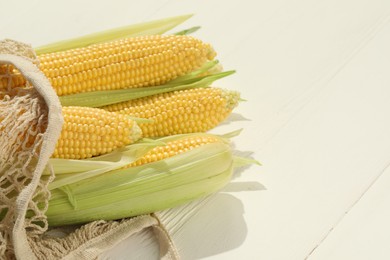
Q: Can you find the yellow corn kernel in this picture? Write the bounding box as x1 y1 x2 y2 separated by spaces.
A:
126 135 220 168
0 64 25 91
52 106 142 159
0 35 216 95
103 87 240 137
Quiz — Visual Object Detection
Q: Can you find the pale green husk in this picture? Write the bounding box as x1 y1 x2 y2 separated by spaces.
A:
46 141 233 226
44 132 257 226
35 14 193 54
47 139 164 190
174 26 201 35
47 133 228 189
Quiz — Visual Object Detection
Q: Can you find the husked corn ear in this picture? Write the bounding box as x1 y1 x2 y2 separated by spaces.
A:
103 87 240 137
52 106 142 159
0 35 216 95
0 65 25 91
127 135 220 167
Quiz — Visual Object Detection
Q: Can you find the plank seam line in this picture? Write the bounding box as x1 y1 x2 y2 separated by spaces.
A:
254 10 390 151
303 11 390 259
305 159 390 259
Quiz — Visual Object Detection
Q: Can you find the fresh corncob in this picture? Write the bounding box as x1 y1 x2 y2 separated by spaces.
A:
0 64 25 90
0 35 216 96
53 106 142 159
126 134 220 167
46 133 234 226
103 87 240 137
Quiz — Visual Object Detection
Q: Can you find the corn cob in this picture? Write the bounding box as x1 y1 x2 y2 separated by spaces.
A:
0 35 216 96
46 133 233 226
0 65 24 90
52 106 142 159
103 87 240 137
126 134 221 167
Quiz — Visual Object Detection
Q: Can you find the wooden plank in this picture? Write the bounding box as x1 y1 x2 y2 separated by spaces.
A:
309 165 390 260
104 1 390 259
1 1 390 259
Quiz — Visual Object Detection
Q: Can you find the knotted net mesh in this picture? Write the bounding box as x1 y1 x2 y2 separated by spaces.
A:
0 40 52 259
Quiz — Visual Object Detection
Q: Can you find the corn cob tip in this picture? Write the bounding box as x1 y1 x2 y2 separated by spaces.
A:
103 87 241 137
207 46 217 60
221 89 241 110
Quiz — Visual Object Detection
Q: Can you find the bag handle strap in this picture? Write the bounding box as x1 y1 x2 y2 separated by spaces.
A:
0 53 63 260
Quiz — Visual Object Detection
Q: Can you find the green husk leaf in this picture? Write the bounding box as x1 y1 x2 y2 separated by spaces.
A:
219 129 243 139
174 26 201 35
48 139 164 190
45 132 259 226
58 186 77 209
167 60 220 84
59 69 235 107
35 14 193 54
47 142 233 226
233 156 261 168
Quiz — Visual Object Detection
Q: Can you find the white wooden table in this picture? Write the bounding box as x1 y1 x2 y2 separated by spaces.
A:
2 0 390 259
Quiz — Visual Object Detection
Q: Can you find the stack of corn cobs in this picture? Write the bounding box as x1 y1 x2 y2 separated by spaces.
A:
1 16 256 226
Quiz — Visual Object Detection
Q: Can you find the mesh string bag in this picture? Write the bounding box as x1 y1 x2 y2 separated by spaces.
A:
0 40 179 260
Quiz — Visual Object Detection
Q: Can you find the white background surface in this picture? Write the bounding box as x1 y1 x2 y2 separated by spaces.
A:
2 0 390 259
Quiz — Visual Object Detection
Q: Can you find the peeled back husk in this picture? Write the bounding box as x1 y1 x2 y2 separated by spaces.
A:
46 137 234 226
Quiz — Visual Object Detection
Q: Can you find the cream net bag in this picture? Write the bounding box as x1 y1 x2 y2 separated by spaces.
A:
0 40 178 260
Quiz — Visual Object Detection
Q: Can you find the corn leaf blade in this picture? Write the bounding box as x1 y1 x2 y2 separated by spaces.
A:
48 140 163 190
35 14 193 54
59 70 235 107
47 142 233 226
174 26 201 35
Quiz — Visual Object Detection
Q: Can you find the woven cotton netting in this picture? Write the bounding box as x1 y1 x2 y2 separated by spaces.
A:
0 41 52 259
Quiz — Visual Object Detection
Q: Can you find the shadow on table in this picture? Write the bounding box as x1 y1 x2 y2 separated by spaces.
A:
173 192 257 260
101 190 264 260
101 153 262 260
102 192 262 260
